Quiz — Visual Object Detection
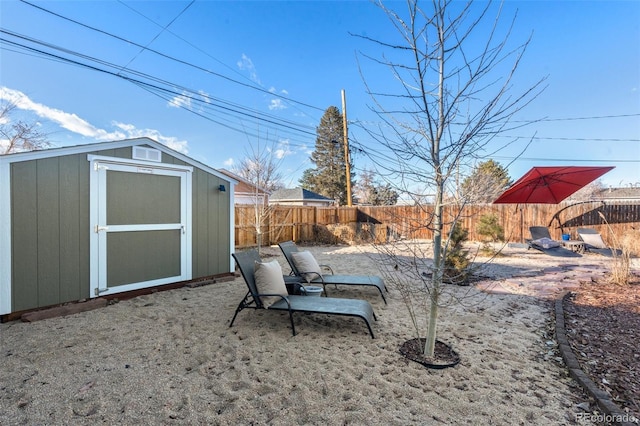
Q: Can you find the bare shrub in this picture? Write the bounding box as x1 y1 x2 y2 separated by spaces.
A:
599 212 634 285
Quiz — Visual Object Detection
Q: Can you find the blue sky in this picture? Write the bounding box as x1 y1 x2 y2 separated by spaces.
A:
1 0 638 190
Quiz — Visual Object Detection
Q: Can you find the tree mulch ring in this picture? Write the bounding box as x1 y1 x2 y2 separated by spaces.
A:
399 338 460 369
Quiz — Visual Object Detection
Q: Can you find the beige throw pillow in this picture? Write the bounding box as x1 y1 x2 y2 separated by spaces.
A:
579 233 607 249
291 251 323 283
254 260 288 307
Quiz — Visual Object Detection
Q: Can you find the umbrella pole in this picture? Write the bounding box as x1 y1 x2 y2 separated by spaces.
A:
512 204 524 244
520 206 524 244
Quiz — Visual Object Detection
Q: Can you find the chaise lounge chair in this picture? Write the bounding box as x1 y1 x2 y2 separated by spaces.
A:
577 228 623 257
231 250 377 338
278 241 388 304
527 226 582 257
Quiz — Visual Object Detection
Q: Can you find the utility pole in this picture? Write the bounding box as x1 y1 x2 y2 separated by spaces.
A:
341 89 352 206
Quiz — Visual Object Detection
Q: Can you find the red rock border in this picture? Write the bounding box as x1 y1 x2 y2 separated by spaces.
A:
555 292 637 426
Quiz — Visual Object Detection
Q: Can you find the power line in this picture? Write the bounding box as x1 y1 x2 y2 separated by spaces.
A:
6 1 639 174
490 156 640 164
118 0 195 74
116 0 246 82
17 0 326 112
0 29 318 143
115 0 322 124
494 135 640 142
513 113 640 122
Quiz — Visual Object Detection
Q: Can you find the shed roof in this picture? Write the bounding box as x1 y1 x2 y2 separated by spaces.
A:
0 137 236 185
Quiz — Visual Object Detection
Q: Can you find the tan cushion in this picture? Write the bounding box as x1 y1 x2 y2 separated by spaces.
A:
291 251 322 282
579 232 607 249
254 260 288 307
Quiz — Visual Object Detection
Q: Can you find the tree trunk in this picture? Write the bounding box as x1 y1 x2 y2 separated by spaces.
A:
425 196 443 357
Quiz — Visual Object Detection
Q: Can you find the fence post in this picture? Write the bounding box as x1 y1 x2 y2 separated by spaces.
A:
293 207 298 242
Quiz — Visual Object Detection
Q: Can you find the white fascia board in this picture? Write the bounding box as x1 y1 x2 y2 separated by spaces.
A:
87 154 193 173
0 160 11 314
1 137 238 187
229 181 236 272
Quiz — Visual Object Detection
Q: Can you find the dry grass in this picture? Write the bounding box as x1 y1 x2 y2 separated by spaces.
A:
608 229 638 286
622 229 640 256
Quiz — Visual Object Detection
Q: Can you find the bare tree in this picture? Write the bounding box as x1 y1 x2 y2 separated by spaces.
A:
567 179 605 202
0 100 50 154
233 138 285 252
356 1 546 357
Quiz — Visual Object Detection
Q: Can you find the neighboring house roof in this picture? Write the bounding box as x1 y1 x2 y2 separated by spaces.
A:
597 187 640 200
270 188 334 203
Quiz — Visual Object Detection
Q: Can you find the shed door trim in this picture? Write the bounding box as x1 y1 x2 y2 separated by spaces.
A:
88 155 193 297
0 160 11 315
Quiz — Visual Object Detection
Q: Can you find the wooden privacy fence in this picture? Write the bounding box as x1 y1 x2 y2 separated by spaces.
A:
234 202 640 248
235 205 357 248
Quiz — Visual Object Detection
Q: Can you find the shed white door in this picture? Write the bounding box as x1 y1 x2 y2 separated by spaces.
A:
90 159 192 297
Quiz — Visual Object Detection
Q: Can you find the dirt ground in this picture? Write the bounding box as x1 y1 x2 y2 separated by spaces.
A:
2 241 638 425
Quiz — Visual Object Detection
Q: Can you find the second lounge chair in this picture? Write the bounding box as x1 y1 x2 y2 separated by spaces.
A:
577 228 623 257
278 241 388 304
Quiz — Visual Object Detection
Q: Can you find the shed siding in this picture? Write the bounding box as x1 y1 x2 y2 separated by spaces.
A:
36 157 61 307
9 147 134 311
59 154 85 303
192 167 230 277
8 144 231 313
163 154 231 277
11 161 39 311
193 169 210 277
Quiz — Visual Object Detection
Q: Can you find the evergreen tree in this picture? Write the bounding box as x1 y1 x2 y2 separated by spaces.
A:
299 106 354 205
372 183 399 206
355 168 399 205
460 160 512 203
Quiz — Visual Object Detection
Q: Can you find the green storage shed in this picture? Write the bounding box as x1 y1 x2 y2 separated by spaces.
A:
0 137 236 318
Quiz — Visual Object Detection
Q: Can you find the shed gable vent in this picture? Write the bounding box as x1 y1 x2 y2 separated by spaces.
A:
132 146 162 162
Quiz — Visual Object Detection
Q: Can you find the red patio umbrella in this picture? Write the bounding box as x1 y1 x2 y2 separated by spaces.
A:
493 166 614 204
493 166 614 243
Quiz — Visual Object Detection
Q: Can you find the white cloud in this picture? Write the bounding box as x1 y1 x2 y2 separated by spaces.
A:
0 86 125 140
268 99 286 111
1 86 189 154
168 92 191 109
112 122 189 154
237 54 260 84
274 139 293 159
224 157 234 166
198 90 211 103
169 90 212 112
